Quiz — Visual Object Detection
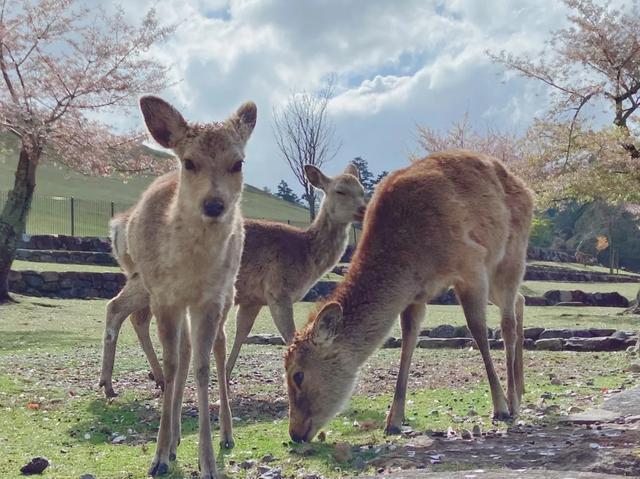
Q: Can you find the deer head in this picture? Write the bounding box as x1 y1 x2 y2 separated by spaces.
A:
305 164 367 223
284 302 356 442
139 96 257 222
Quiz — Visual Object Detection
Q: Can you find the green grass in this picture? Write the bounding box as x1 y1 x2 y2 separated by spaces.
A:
1 295 638 478
12 260 121 273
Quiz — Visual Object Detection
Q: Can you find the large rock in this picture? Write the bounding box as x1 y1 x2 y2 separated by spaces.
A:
535 338 563 351
429 324 456 338
544 289 630 307
524 327 545 340
539 329 574 339
564 337 627 352
416 338 473 349
524 296 550 306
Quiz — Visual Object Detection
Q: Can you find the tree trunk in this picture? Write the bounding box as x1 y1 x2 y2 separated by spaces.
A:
0 140 39 303
306 189 317 221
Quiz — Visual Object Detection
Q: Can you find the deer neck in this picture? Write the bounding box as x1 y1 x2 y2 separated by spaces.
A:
306 205 350 271
332 261 413 368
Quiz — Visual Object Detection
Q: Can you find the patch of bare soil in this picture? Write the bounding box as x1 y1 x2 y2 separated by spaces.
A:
369 423 640 476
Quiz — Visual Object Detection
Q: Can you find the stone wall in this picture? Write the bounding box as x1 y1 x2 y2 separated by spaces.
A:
524 265 640 283
8 270 125 299
244 326 638 352
18 234 111 252
526 246 575 263
15 249 117 266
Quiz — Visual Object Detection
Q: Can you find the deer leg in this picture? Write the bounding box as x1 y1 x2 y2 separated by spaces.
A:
189 302 221 479
169 319 191 461
268 296 296 343
492 290 519 417
456 280 510 421
99 278 148 397
149 305 182 477
130 305 165 391
385 302 425 435
514 292 526 400
214 301 234 449
226 303 262 381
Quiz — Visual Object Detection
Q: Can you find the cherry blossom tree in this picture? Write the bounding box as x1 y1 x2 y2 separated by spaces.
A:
490 0 640 159
0 0 174 303
417 112 524 167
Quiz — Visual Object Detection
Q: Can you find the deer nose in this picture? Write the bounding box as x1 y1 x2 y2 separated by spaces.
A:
203 198 225 218
290 431 304 443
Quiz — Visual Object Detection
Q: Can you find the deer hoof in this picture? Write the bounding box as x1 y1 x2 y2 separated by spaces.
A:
148 461 169 476
384 424 402 435
492 411 513 423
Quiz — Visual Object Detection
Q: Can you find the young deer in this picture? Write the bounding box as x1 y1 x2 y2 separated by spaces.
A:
284 150 533 442
106 96 256 478
98 164 366 395
227 163 366 377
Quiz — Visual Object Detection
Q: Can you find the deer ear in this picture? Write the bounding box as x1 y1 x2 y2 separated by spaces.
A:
139 96 188 149
311 302 342 347
231 101 257 144
344 163 359 178
304 164 330 191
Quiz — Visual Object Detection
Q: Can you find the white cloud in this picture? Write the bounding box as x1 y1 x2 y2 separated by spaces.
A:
92 0 574 190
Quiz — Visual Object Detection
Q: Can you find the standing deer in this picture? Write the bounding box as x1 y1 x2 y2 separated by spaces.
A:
106 96 256 478
284 150 533 442
99 164 366 395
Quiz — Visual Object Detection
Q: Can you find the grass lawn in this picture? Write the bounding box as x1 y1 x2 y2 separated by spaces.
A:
1 295 639 478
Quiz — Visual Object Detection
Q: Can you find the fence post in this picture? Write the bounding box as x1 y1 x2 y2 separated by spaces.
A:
110 201 115 218
70 197 75 236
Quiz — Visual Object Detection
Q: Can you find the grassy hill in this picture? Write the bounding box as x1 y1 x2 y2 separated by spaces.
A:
0 146 313 236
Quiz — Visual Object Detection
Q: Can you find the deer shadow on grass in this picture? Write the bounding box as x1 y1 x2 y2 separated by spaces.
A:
69 394 294 446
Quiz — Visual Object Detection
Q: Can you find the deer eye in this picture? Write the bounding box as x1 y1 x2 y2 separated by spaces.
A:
230 160 243 173
184 159 196 171
335 190 346 196
293 371 304 387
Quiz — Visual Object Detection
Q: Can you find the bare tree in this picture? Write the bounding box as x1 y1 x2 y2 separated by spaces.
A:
0 0 174 303
273 79 341 220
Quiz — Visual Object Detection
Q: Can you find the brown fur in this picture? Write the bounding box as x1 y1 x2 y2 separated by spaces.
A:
99 96 256 479
285 150 533 442
98 164 367 391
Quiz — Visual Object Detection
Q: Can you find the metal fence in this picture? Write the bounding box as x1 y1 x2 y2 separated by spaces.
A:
0 191 360 243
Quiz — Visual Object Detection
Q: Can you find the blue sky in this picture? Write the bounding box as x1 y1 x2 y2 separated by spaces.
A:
103 0 573 192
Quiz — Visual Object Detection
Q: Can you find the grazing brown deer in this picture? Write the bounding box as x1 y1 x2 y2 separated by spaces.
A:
105 96 256 478
284 150 533 442
99 164 366 395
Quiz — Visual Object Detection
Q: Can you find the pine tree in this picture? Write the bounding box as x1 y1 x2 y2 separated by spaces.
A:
275 180 301 205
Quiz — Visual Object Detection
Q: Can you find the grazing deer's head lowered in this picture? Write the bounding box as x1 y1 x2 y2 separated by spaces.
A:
285 302 355 443
139 95 256 222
